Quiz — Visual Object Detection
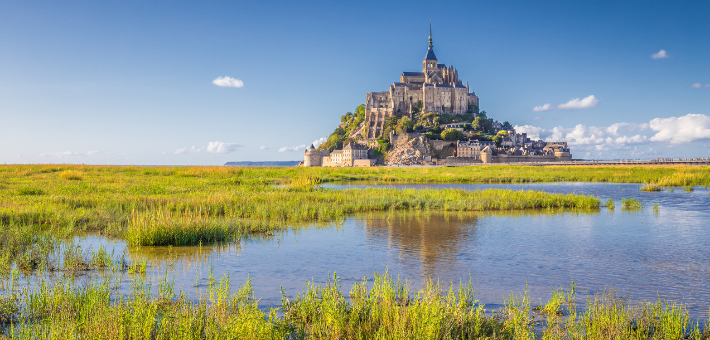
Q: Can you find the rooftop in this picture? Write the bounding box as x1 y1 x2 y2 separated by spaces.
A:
425 48 438 61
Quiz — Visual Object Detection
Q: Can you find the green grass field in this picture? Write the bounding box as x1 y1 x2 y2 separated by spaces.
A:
1 164 709 338
2 270 708 339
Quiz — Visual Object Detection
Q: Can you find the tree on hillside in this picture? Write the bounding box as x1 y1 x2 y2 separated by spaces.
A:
502 121 513 129
413 100 423 116
472 117 493 133
318 104 367 151
423 131 440 140
497 130 508 137
381 116 400 140
492 135 503 147
441 129 466 141
354 104 365 120
478 110 487 119
396 117 414 133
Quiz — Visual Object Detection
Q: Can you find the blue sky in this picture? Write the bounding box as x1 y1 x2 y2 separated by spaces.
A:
1 0 708 164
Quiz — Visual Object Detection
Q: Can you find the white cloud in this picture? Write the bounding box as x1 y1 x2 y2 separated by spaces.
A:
517 122 649 152
207 141 242 154
648 114 710 144
279 137 327 153
174 146 202 155
533 104 552 112
212 76 244 88
557 95 599 109
691 83 710 88
259 146 269 150
532 95 599 111
516 113 710 151
532 116 543 120
514 125 550 140
651 49 669 59
39 151 100 158
605 122 649 136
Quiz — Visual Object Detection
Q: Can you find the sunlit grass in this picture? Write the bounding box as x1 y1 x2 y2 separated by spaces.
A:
2 271 708 339
640 183 663 192
0 165 601 250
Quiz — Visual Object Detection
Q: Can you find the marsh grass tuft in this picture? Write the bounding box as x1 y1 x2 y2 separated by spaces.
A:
621 197 644 210
2 271 708 339
640 183 662 192
606 198 615 211
684 186 695 193
59 170 83 180
16 186 43 196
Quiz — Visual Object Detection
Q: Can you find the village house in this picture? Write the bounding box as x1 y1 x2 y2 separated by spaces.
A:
303 143 374 167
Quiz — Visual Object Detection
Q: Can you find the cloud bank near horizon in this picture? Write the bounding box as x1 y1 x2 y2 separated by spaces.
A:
533 95 599 112
174 146 203 154
515 113 710 152
207 141 242 154
39 150 100 158
279 137 327 153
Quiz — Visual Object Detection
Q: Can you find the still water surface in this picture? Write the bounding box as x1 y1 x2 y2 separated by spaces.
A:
78 183 710 318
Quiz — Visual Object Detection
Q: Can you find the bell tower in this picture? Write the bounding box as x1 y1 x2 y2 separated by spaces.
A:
423 22 438 72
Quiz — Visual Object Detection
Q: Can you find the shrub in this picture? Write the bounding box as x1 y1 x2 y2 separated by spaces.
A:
60 170 83 180
441 128 466 141
621 198 643 210
17 187 43 195
640 183 662 192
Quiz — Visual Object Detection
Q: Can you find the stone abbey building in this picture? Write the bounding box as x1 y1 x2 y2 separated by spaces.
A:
365 25 480 140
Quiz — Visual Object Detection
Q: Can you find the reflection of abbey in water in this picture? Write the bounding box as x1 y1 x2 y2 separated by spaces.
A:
360 213 479 276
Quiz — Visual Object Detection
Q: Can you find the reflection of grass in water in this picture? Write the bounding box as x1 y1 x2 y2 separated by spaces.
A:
653 202 660 214
0 163 600 253
3 270 709 339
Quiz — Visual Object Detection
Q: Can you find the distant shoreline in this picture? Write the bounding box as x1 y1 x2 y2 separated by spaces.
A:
224 161 300 167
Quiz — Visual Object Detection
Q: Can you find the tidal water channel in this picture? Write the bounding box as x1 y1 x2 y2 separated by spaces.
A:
74 183 710 318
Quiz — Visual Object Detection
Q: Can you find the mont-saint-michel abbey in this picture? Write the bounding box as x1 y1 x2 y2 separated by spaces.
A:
303 25 572 167
365 26 479 140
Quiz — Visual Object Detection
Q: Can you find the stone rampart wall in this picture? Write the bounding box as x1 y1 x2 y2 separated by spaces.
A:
429 140 456 151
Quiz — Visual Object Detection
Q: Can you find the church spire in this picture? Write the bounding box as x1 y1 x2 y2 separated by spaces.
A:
424 20 437 61
428 20 433 49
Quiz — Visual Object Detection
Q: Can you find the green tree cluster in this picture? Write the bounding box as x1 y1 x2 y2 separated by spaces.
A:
441 129 467 141
318 102 514 149
472 117 493 134
318 104 365 151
